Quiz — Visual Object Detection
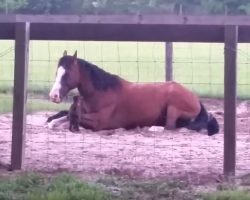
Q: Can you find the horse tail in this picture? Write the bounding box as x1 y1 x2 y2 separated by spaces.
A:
196 102 209 124
189 102 219 136
207 113 219 136
199 102 219 136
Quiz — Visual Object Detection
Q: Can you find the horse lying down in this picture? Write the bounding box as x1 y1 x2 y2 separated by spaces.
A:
47 95 218 135
47 50 219 136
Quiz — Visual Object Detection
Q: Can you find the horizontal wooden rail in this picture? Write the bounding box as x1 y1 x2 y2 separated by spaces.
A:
0 15 250 42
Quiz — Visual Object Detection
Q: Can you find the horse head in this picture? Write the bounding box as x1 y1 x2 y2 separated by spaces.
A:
49 50 81 103
50 50 122 103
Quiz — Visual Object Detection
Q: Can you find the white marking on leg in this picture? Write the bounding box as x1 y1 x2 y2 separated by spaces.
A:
47 121 56 129
149 126 164 132
49 66 66 103
47 116 68 129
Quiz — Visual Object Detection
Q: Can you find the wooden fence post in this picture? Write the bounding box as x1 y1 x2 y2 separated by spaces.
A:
165 42 173 81
223 25 238 178
10 22 30 170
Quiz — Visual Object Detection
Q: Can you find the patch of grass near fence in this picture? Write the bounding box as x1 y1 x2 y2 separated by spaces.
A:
0 94 69 114
1 172 250 200
0 173 111 200
97 176 196 200
202 190 250 200
0 173 198 200
198 179 250 200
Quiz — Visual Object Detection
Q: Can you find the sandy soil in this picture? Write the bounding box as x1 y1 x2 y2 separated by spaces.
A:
1 98 250 183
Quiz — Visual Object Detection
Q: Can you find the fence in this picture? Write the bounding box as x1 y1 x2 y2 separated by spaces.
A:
0 14 248 178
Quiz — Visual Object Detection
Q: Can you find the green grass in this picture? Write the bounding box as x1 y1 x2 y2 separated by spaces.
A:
1 40 250 113
1 172 250 200
0 94 69 114
0 173 112 200
0 173 197 200
97 176 196 200
202 190 250 200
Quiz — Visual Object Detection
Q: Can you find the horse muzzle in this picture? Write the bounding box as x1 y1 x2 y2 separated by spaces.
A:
49 93 62 103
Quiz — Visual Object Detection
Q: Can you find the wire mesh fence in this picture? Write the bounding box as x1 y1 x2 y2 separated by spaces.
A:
0 41 250 181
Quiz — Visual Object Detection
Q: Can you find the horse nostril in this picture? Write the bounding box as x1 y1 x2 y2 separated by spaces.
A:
52 94 61 103
50 94 58 101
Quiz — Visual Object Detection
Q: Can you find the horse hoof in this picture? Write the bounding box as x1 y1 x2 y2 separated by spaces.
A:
69 128 79 133
47 121 55 129
208 131 219 136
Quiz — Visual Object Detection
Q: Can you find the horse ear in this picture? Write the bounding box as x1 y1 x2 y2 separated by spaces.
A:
73 50 77 59
63 50 67 56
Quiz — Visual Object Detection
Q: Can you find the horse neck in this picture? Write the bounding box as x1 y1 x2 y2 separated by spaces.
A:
79 76 126 99
77 83 95 98
77 68 95 98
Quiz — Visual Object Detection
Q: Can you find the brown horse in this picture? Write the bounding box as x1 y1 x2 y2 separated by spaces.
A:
48 51 219 135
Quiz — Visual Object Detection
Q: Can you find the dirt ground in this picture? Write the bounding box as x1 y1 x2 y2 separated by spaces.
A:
1 98 250 183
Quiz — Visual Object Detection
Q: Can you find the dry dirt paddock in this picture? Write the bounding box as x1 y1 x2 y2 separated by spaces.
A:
1 98 250 183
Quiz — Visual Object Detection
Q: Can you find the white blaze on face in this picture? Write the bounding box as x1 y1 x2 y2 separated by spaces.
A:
49 66 66 103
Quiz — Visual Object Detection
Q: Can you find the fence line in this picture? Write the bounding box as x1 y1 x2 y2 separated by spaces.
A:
0 17 246 178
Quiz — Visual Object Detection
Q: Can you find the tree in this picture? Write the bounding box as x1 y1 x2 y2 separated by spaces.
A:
19 0 75 14
0 0 27 14
2 0 250 15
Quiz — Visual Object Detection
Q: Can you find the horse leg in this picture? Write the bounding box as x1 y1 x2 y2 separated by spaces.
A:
176 117 190 128
186 120 205 132
165 105 179 130
47 115 68 129
81 105 115 131
75 124 80 132
69 119 76 132
74 120 80 132
175 117 204 132
80 112 100 131
69 123 73 132
46 110 69 123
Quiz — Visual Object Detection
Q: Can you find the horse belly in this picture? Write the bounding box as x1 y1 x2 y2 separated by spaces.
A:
115 96 165 128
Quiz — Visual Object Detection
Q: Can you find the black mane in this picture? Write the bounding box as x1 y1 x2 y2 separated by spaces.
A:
78 58 121 91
